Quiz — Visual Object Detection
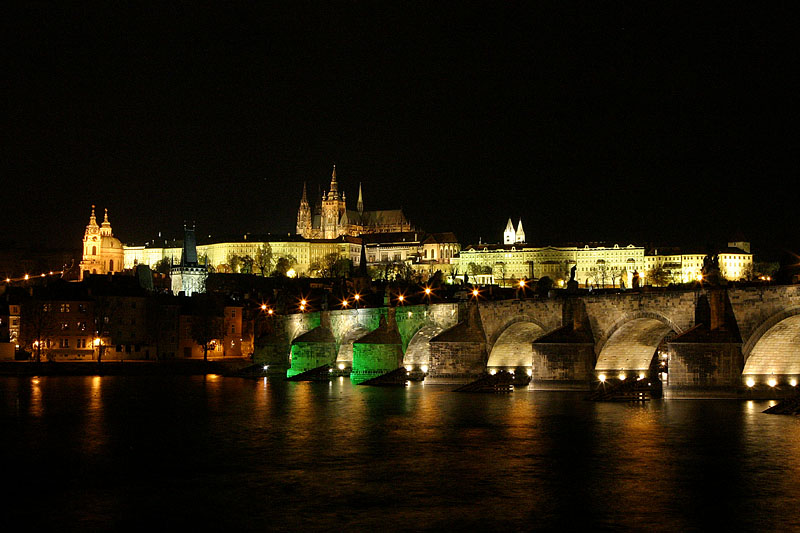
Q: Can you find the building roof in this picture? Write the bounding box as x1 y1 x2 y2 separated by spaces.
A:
344 209 410 227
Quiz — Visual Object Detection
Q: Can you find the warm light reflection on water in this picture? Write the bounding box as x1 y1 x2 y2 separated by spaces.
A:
2 376 799 530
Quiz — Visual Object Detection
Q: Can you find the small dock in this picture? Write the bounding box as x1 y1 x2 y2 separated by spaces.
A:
763 394 800 415
454 371 515 393
286 364 331 382
587 378 652 402
359 367 409 386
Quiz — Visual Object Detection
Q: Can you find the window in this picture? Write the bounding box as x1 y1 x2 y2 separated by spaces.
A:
61 322 70 330
60 303 70 313
61 338 70 348
231 325 236 334
92 246 97 255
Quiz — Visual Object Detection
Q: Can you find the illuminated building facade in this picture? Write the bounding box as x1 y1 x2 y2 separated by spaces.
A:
455 223 753 287
78 206 124 279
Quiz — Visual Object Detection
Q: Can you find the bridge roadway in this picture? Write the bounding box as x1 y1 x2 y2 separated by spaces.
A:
255 285 800 394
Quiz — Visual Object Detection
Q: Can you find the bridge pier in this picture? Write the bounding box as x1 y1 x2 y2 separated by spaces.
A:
428 303 488 384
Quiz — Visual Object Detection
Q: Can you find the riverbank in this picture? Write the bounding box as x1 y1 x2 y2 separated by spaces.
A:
0 358 256 377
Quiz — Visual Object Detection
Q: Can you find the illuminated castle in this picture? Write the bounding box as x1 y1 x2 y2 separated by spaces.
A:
79 206 124 279
296 165 413 239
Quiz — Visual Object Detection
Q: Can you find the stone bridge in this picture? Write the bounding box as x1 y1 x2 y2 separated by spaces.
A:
255 285 800 393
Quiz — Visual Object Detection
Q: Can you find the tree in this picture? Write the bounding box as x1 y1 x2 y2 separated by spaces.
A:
153 257 171 275
428 270 444 288
190 298 223 362
593 262 609 288
19 300 58 363
92 296 120 363
322 252 340 277
610 268 620 288
240 254 254 274
254 243 274 276
332 258 353 278
227 252 242 273
273 255 296 276
647 263 670 287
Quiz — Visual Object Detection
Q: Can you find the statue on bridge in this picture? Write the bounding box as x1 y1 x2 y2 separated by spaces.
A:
632 270 640 289
566 264 579 293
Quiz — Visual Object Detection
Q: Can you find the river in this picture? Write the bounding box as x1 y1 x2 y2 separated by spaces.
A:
2 376 799 531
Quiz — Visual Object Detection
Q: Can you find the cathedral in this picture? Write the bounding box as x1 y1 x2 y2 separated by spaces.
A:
79 206 124 279
296 165 413 239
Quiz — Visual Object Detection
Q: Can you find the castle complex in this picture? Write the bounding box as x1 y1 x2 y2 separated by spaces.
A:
73 165 753 289
296 165 413 239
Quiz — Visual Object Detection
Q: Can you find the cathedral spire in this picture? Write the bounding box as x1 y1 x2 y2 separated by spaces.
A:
515 218 525 243
329 164 338 198
503 218 515 245
300 181 309 206
357 182 363 214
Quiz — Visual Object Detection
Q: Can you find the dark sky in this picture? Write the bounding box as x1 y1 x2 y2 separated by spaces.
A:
3 4 797 257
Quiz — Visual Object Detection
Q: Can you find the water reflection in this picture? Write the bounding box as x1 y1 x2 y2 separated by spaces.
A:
3 377 800 530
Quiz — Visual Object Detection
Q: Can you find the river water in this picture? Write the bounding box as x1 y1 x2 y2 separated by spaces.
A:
2 375 799 531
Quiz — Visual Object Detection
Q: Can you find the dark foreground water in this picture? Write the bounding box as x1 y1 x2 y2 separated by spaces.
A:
2 376 799 531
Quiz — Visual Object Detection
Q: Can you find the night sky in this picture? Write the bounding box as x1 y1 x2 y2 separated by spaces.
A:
3 4 797 257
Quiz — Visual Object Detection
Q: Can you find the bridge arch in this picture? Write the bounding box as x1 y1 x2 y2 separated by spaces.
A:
402 325 445 370
595 312 682 375
742 307 800 380
335 326 372 368
487 317 548 370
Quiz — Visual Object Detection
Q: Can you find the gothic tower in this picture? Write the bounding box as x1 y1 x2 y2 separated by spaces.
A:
515 219 525 244
170 224 207 296
503 218 516 245
321 165 347 238
296 182 312 237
